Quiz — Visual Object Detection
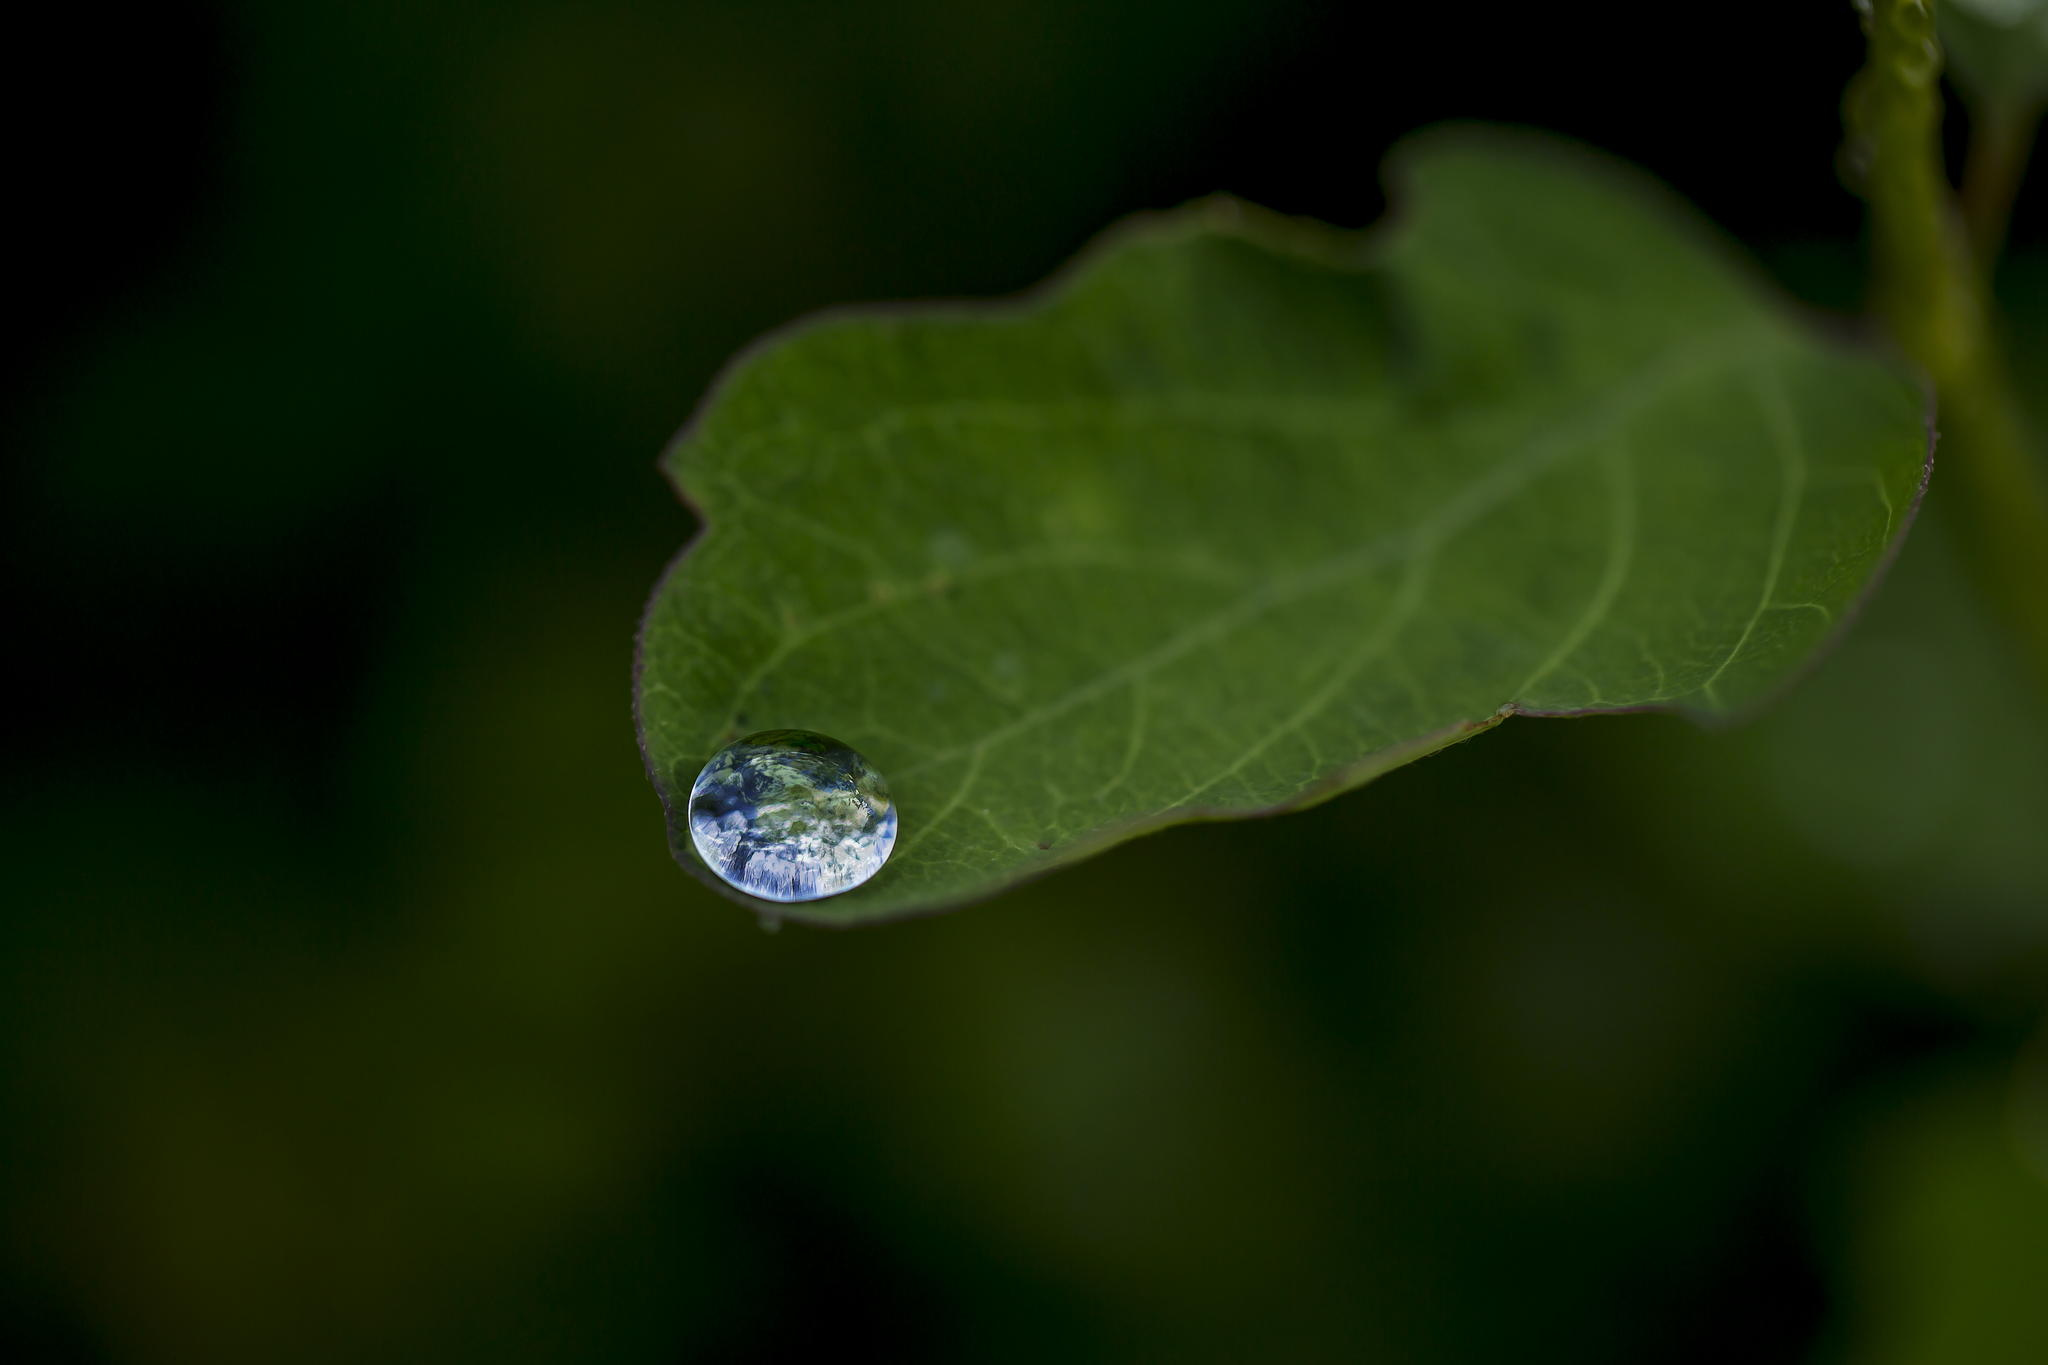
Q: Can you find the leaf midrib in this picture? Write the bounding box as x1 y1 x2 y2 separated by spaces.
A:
689 325 1771 766
875 325 1769 859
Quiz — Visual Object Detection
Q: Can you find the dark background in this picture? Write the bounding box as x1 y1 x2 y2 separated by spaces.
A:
7 3 2048 1362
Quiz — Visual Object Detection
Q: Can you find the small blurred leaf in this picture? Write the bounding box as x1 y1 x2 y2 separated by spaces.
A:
1940 0 2048 105
636 126 1929 923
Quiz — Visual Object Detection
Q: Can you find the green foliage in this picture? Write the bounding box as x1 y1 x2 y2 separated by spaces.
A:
1940 0 2048 106
636 127 1930 923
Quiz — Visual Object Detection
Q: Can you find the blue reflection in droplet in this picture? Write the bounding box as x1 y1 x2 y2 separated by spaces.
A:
687 730 897 903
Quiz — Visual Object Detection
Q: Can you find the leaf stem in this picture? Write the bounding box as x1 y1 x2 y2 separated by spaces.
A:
1847 0 2048 694
1961 94 2041 271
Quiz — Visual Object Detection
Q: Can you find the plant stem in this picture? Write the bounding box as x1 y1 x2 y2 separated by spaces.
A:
1961 94 2042 271
1847 0 2048 694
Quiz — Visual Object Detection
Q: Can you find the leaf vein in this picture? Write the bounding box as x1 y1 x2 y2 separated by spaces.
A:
1698 370 1808 704
1511 433 1638 705
893 332 1757 791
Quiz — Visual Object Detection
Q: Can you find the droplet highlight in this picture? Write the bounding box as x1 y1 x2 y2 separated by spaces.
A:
687 729 897 903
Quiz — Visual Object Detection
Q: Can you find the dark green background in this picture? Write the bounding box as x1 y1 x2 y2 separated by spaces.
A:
6 2 2047 1361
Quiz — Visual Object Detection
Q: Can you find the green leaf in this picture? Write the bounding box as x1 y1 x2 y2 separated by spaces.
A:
636 126 1931 924
1940 0 2048 105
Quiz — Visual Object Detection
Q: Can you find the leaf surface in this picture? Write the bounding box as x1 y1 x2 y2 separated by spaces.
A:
636 127 1931 924
1940 0 2048 105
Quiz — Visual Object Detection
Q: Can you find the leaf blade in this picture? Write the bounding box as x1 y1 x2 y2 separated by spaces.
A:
636 126 1931 923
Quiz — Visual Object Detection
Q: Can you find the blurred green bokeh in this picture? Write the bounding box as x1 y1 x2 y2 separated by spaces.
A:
5 2 2046 1362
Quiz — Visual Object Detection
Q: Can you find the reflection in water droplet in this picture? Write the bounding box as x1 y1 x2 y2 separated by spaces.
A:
687 729 897 903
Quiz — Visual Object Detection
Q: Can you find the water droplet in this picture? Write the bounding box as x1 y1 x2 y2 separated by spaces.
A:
687 729 897 903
